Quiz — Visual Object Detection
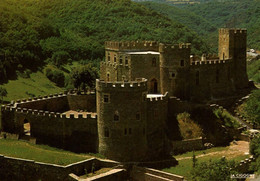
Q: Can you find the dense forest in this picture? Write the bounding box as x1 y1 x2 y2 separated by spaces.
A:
140 0 260 51
0 0 209 83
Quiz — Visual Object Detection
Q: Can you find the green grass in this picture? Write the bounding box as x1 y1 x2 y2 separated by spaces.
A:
174 146 227 159
247 59 260 84
163 146 250 179
0 139 94 165
1 71 64 102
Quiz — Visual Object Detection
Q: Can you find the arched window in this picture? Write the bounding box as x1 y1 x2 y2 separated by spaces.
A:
119 56 123 64
104 128 109 137
196 71 199 85
107 73 110 81
152 57 156 67
107 52 110 62
114 111 119 121
180 60 185 66
125 56 128 65
114 55 117 63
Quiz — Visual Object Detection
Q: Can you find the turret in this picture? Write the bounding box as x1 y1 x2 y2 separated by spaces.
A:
96 79 148 162
159 43 191 99
218 28 248 89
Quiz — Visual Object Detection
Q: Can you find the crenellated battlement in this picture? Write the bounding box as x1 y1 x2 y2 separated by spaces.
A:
96 78 147 90
105 41 159 51
159 43 191 53
1 104 97 120
190 59 232 66
219 28 247 34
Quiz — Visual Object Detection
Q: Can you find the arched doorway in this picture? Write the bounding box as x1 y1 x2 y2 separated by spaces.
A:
23 119 30 136
150 79 158 94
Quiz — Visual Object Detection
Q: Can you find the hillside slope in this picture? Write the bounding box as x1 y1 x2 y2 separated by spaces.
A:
140 0 260 51
0 0 210 83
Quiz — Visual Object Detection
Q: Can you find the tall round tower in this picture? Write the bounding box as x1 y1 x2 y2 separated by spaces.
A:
96 79 148 162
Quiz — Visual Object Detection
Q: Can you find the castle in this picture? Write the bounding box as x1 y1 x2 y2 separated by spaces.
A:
0 28 250 163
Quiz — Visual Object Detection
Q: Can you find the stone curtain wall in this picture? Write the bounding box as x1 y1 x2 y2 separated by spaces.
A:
0 156 120 181
0 92 98 152
67 94 96 112
131 166 184 181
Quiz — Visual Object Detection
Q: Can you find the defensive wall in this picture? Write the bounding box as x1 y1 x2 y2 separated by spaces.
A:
0 91 98 153
0 156 121 181
105 41 159 52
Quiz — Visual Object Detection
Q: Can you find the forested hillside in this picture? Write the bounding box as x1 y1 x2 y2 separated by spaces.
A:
140 0 260 51
0 0 209 83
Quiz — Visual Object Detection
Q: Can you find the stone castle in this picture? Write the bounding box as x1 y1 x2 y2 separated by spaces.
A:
0 28 250 163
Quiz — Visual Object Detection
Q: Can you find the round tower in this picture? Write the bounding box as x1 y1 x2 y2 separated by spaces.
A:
159 43 191 99
96 79 148 162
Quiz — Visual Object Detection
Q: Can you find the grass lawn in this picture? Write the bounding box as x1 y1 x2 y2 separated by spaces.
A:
163 143 250 180
1 71 64 102
0 139 94 165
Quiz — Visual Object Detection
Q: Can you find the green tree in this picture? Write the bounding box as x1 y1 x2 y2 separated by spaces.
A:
249 136 260 174
0 87 7 103
70 64 99 91
244 90 260 126
191 157 237 181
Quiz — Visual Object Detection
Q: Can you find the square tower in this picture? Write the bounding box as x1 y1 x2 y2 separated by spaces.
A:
218 28 248 89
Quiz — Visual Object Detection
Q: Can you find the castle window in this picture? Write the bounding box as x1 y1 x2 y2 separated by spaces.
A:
114 55 117 63
180 60 185 67
196 71 200 86
107 52 110 62
216 69 220 83
104 128 109 137
119 56 123 64
129 128 132 135
107 73 110 81
114 111 119 121
171 73 176 78
125 57 128 65
152 57 156 67
124 128 127 135
142 92 147 101
136 112 140 121
103 94 110 103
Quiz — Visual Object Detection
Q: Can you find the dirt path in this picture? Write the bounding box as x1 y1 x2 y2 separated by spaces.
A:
177 141 249 161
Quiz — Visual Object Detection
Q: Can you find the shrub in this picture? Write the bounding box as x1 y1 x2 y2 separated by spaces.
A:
45 68 65 87
177 112 203 139
213 108 240 128
191 157 238 181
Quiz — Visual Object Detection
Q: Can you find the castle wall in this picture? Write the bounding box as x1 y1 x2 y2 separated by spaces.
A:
130 54 161 93
219 28 248 89
105 41 159 52
67 94 96 112
0 92 99 153
16 94 69 112
0 156 120 181
96 79 148 162
146 93 169 159
190 60 234 101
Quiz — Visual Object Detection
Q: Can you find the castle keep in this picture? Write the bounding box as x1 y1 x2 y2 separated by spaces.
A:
0 28 250 162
